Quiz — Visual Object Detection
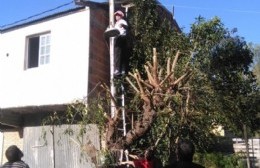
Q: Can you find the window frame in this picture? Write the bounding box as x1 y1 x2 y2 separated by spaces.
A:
25 31 51 70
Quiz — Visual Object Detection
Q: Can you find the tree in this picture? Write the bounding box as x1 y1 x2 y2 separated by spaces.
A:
43 1 259 166
249 43 260 85
128 0 190 75
189 17 259 134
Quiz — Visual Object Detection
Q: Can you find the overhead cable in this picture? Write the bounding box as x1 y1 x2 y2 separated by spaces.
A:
0 1 73 29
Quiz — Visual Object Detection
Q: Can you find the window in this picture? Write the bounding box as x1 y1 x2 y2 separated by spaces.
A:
26 33 51 69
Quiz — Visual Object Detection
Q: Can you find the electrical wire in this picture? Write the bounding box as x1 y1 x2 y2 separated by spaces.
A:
165 4 260 14
0 1 74 29
0 1 173 29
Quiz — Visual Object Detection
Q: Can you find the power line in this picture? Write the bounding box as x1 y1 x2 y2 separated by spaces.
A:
0 1 173 29
0 1 74 29
167 4 260 14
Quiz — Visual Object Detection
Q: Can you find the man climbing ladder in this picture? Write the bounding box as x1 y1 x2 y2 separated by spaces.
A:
114 10 129 76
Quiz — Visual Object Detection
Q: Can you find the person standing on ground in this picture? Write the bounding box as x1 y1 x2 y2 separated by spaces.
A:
1 145 30 168
164 140 204 168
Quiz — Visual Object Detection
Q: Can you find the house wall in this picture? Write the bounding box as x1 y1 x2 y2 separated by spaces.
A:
0 5 110 166
0 7 91 109
88 8 110 92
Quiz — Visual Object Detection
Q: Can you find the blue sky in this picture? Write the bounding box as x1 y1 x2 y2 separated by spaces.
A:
0 0 259 44
170 0 260 44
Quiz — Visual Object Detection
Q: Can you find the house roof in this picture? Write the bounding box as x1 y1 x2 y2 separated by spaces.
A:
0 7 83 33
0 1 108 33
0 1 180 33
0 104 67 129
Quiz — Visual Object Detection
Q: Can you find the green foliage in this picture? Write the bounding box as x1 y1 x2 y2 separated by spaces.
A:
194 152 246 168
41 1 259 165
42 96 109 134
121 1 259 164
128 0 190 75
189 16 259 135
209 36 259 133
98 149 118 167
128 0 159 72
249 43 260 85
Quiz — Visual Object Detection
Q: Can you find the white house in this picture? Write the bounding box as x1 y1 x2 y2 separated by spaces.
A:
0 2 110 167
0 8 90 110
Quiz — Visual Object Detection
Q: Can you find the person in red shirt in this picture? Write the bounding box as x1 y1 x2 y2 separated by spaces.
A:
132 159 153 168
132 150 153 168
119 149 162 168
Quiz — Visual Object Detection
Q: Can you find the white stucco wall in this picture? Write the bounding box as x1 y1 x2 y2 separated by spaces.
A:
0 8 90 108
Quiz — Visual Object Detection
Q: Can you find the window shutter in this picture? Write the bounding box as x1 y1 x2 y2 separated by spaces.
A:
39 34 51 66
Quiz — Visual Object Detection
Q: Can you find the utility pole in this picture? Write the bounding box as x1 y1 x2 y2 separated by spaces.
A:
109 0 116 118
243 124 251 168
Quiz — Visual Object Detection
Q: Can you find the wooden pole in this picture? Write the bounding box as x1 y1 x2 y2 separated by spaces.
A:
109 0 116 118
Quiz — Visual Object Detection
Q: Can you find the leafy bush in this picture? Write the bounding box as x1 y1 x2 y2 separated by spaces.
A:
194 152 246 168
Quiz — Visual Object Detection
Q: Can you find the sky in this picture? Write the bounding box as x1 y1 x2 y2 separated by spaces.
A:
0 0 259 44
169 0 260 44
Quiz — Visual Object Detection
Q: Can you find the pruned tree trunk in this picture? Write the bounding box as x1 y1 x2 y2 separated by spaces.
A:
103 48 192 150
